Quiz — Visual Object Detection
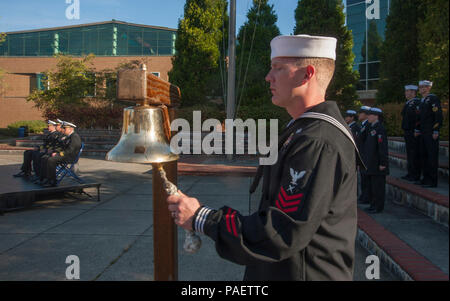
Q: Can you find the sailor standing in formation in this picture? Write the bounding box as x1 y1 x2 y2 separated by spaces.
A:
357 106 371 205
360 108 389 213
401 85 421 182
414 80 443 188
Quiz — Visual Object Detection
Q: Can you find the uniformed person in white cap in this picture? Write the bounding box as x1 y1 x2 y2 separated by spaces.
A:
361 108 389 213
36 119 68 184
357 105 371 204
414 80 443 187
401 85 421 181
40 121 81 187
165 34 363 280
13 120 59 179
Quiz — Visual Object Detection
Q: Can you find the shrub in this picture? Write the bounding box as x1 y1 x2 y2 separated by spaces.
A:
7 120 47 135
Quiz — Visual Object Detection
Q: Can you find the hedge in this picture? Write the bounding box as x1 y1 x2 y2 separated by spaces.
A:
6 120 47 136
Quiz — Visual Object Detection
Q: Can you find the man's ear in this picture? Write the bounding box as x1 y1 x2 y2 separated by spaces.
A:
305 65 315 80
300 65 315 85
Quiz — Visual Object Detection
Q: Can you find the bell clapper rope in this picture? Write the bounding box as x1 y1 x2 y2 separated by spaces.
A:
156 164 202 254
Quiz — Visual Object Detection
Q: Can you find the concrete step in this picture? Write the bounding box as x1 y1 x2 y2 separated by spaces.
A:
389 137 449 159
389 151 449 178
386 165 448 227
76 129 121 136
79 135 119 142
15 140 43 147
82 142 116 151
357 207 448 280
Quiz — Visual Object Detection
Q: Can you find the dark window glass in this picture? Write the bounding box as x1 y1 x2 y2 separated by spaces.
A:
69 30 83 56
98 25 113 55
83 27 98 55
39 31 54 56
143 30 157 55
24 34 39 56
58 30 70 54
9 35 23 56
128 29 143 55
116 24 128 55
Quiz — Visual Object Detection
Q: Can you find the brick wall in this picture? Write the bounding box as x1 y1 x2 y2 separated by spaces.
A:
0 56 173 127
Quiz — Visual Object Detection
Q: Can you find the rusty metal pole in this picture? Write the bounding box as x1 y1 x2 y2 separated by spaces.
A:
152 160 178 281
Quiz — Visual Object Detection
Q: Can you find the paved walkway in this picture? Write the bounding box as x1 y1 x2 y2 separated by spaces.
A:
0 155 397 281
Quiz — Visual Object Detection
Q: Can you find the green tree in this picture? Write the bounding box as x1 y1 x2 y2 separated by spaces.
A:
26 54 130 128
168 0 228 107
27 54 97 111
235 0 280 112
294 0 359 110
418 0 449 99
377 0 422 104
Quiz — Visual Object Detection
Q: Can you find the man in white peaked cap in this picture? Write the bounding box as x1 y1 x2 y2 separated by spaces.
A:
166 34 362 280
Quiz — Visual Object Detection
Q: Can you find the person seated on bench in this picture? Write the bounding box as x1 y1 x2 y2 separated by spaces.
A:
14 120 59 179
29 120 61 181
40 121 81 187
36 119 68 184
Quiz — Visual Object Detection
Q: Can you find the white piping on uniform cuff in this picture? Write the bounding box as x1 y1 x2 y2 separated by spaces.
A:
194 206 213 234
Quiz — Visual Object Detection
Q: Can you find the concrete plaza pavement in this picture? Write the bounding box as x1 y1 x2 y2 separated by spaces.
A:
0 154 397 281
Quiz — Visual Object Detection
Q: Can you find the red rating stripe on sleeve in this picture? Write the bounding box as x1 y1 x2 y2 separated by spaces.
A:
275 187 304 213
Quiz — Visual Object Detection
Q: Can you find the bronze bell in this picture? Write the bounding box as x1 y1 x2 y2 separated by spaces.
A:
106 105 179 163
105 63 181 164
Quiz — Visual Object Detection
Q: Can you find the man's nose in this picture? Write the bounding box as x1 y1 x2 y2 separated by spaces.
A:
265 70 272 83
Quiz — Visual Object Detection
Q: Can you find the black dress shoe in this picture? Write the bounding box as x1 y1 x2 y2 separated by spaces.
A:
42 181 57 188
365 207 376 213
13 171 27 177
40 179 49 186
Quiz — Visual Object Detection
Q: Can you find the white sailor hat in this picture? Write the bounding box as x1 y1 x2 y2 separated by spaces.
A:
62 121 77 128
47 120 57 125
359 106 371 114
369 107 383 115
419 80 433 87
405 85 418 90
56 119 64 125
270 34 337 60
345 110 357 116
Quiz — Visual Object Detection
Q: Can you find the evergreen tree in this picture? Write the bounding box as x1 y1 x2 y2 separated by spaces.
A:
235 0 280 111
294 0 359 110
377 0 422 104
418 0 449 99
168 0 228 106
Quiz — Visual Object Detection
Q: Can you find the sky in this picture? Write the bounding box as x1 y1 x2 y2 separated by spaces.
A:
0 0 308 35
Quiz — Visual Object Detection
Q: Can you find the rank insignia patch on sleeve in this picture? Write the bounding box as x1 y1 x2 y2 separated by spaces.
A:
276 187 304 213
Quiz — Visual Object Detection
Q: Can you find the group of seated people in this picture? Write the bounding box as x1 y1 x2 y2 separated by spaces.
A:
13 119 82 187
